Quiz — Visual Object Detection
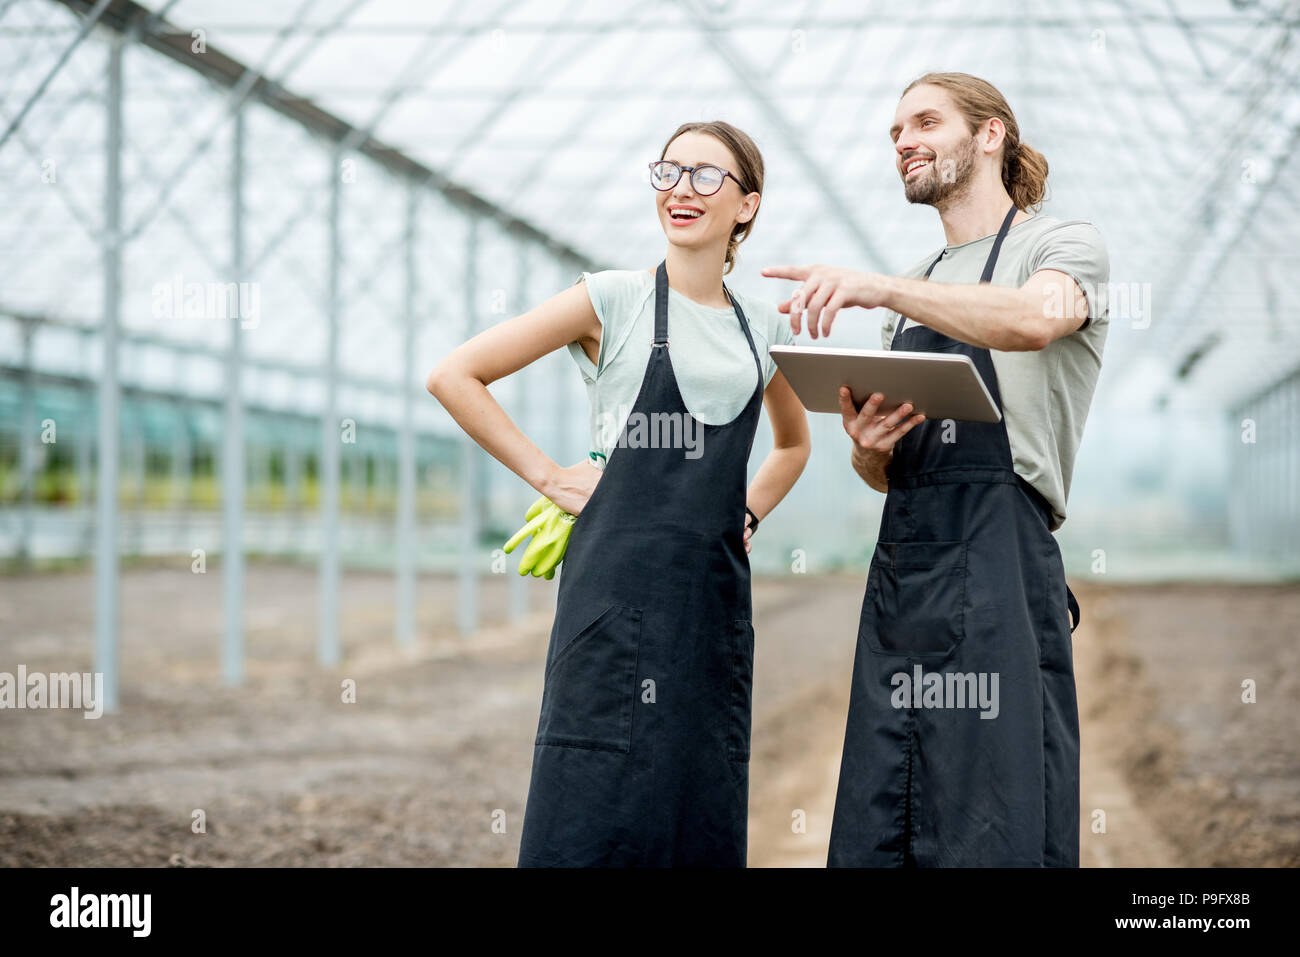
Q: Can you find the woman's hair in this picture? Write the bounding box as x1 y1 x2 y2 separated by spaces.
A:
902 72 1049 212
657 120 764 275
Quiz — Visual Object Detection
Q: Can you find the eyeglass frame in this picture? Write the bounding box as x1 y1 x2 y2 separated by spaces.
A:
648 160 748 196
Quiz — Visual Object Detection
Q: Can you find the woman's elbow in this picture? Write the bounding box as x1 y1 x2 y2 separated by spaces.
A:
424 364 444 399
425 360 458 402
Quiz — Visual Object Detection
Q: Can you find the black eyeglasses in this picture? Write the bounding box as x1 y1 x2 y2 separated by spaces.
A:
648 160 746 196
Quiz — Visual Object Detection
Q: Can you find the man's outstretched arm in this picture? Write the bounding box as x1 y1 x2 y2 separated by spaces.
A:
762 264 1092 352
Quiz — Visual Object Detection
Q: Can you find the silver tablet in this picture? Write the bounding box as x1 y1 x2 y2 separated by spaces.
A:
769 345 1002 423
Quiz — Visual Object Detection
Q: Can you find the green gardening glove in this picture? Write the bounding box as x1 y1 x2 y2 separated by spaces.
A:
503 496 576 579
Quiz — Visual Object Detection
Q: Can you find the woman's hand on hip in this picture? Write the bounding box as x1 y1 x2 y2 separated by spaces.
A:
541 460 601 515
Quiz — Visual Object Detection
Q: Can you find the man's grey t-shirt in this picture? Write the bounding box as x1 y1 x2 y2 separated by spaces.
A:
880 214 1109 531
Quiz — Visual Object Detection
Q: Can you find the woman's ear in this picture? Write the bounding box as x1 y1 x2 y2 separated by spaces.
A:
737 192 760 225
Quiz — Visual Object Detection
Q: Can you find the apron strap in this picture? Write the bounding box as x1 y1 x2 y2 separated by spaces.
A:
981 204 1018 283
905 203 1018 339
653 260 669 346
1066 584 1081 635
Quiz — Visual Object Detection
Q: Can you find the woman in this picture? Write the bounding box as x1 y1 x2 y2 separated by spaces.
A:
426 120 810 867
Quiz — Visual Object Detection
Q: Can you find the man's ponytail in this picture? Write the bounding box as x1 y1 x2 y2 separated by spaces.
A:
1004 141 1049 212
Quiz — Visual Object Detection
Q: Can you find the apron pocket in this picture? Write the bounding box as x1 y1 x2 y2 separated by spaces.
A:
864 540 968 657
536 604 642 753
727 619 756 763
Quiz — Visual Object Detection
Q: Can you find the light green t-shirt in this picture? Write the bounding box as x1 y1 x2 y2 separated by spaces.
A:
568 268 794 468
880 214 1110 531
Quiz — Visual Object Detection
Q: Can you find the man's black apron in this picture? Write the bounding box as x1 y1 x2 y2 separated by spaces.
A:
828 205 1082 867
517 259 764 867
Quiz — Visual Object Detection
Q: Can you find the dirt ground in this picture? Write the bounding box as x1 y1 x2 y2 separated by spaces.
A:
0 563 1296 867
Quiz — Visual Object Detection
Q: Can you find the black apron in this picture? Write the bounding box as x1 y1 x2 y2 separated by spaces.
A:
517 259 764 867
828 205 1082 867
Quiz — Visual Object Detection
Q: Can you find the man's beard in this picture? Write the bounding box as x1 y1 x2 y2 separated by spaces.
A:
904 135 978 207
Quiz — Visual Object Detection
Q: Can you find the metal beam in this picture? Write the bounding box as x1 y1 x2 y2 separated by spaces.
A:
0 305 420 403
458 217 479 636
94 28 122 714
674 0 889 271
318 147 343 667
0 0 114 152
18 317 34 565
51 0 604 271
0 363 458 458
1110 8 1300 393
395 182 418 648
438 0 593 183
101 12 1280 35
508 241 530 624
119 0 341 245
221 105 246 687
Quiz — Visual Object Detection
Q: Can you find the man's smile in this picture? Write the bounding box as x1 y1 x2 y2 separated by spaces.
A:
904 156 933 178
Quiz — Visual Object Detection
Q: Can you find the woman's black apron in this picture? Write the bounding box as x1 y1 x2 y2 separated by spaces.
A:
827 205 1082 867
517 259 764 867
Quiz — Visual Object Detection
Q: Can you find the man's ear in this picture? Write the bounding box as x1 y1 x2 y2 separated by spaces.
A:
982 117 1006 156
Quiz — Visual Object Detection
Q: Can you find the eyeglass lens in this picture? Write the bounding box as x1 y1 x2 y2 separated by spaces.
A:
651 161 726 195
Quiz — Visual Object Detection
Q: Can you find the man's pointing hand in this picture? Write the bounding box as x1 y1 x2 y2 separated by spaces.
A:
761 264 889 339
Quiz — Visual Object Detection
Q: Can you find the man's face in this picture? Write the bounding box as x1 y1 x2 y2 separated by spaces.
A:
890 84 979 207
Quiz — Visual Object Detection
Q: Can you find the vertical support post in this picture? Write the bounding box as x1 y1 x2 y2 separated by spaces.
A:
1227 401 1241 553
396 184 418 648
319 151 343 666
458 218 480 635
286 437 301 509
79 330 95 552
130 417 144 553
94 34 123 714
19 318 35 566
1284 374 1294 566
172 362 191 508
76 380 91 517
550 258 573 610
554 259 572 470
508 242 530 623
222 106 246 686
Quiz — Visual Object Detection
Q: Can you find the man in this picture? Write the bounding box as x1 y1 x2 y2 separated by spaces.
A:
763 72 1108 866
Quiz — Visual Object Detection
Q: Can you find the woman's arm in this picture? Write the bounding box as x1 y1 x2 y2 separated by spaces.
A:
425 280 603 515
743 368 811 552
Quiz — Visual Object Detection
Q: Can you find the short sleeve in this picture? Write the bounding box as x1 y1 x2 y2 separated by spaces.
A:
568 269 637 379
569 269 655 382
769 303 794 384
749 298 792 387
573 270 601 318
1027 222 1110 330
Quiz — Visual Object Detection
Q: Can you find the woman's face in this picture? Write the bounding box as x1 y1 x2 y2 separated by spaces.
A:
655 131 757 253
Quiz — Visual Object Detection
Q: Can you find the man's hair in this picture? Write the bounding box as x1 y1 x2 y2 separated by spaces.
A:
903 72 1049 212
